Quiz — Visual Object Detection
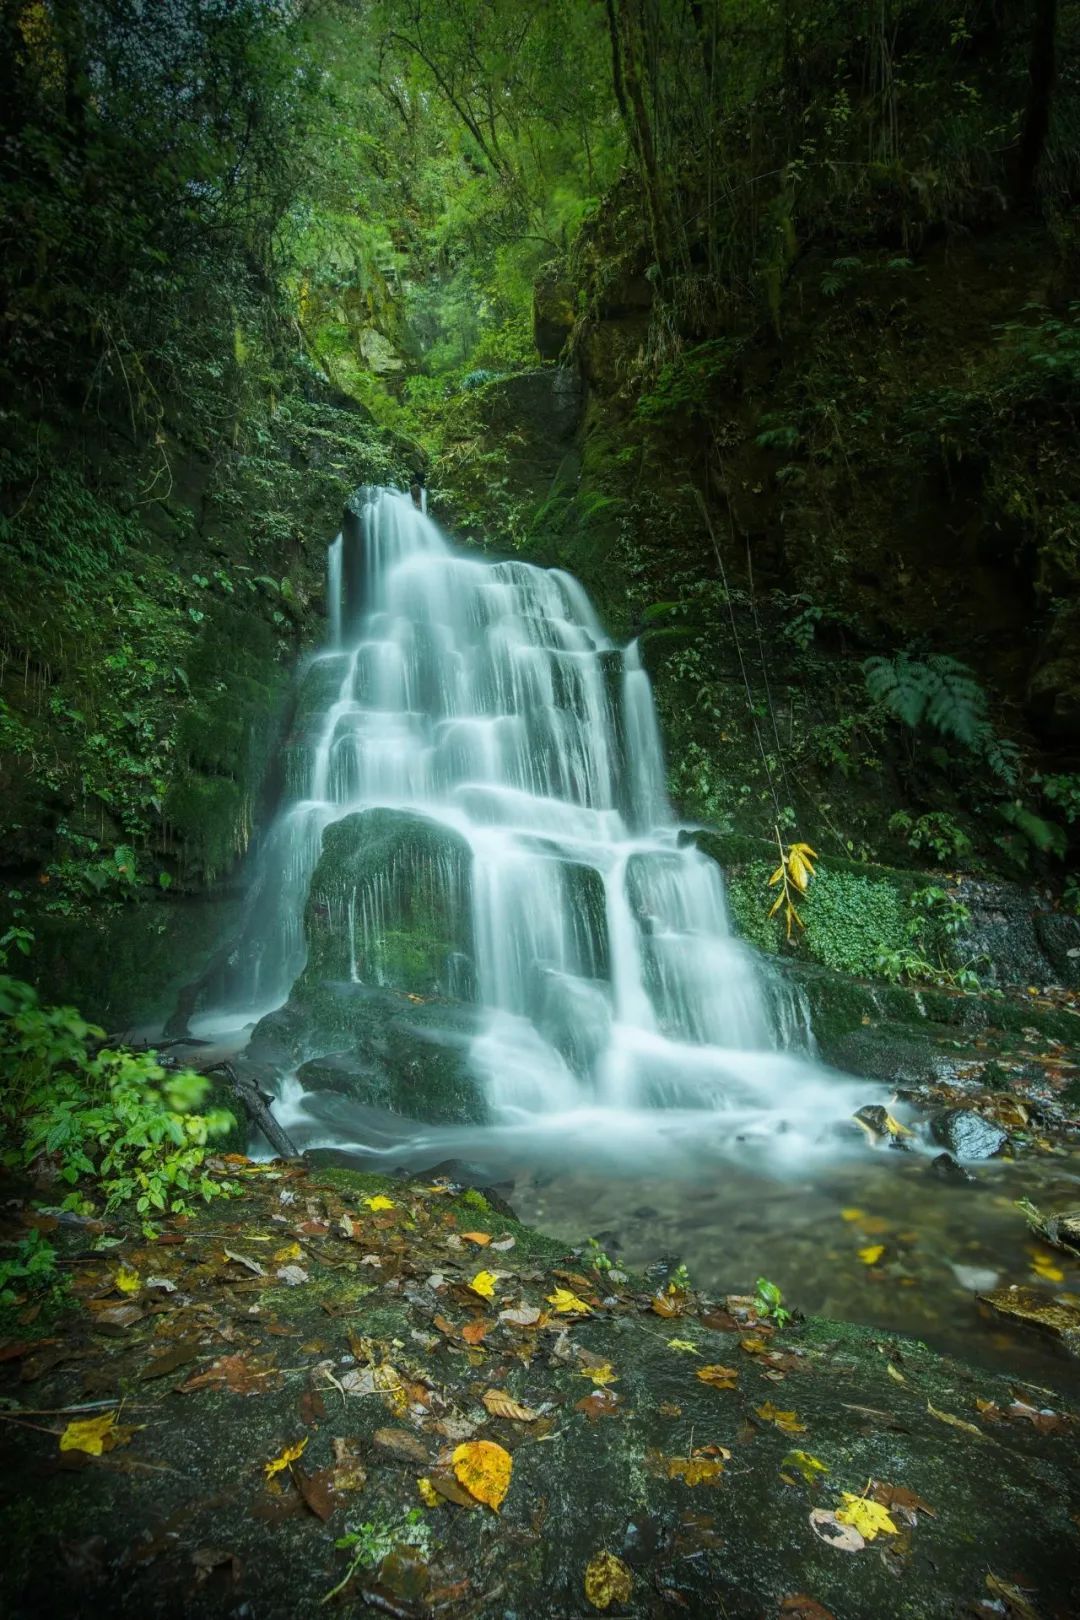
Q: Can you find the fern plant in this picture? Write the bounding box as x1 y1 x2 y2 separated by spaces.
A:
863 652 986 744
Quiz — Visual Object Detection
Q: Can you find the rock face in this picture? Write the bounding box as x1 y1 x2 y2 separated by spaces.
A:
533 269 575 359
248 809 488 1126
932 1108 1008 1161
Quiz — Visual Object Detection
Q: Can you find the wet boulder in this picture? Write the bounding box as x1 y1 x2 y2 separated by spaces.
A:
931 1107 1008 1161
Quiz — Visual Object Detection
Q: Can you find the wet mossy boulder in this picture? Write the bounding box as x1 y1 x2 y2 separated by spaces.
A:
303 808 475 999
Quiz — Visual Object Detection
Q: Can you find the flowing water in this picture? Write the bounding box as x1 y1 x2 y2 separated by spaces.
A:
187 488 1079 1384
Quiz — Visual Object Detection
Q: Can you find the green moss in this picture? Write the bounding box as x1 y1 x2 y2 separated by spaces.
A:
802 869 907 976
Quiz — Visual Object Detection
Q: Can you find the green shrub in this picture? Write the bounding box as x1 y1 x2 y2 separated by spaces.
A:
801 870 907 976
0 975 236 1223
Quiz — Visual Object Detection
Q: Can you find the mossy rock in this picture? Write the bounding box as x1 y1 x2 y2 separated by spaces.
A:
302 808 474 998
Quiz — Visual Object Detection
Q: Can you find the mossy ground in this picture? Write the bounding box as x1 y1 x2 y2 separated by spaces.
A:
2 1161 1078 1620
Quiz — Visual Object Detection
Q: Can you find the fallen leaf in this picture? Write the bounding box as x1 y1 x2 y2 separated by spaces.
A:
363 1196 395 1211
835 1492 898 1540
469 1270 497 1300
782 1450 829 1486
489 1234 515 1252
265 1437 307 1479
886 1363 905 1385
870 1482 936 1524
740 1336 768 1354
482 1389 540 1422
274 1242 303 1263
499 1303 541 1327
143 1275 177 1293
115 1264 141 1295
452 1439 512 1511
697 1363 738 1390
927 1400 985 1438
276 1265 309 1286
417 1476 441 1507
584 1551 633 1610
139 1339 201 1381
840 1209 864 1222
985 1573 1040 1620
577 1363 618 1387
181 1353 282 1396
59 1411 136 1457
667 1338 700 1354
575 1388 620 1421
223 1249 266 1276
649 1292 679 1318
858 1245 885 1266
808 1509 865 1552
756 1402 807 1434
547 1287 592 1315
461 1317 493 1345
461 1232 491 1246
667 1454 724 1485
426 1467 480 1508
1031 1254 1064 1283
373 1428 430 1465
780 1595 836 1619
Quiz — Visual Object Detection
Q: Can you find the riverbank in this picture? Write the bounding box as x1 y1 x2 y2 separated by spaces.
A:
2 1160 1077 1620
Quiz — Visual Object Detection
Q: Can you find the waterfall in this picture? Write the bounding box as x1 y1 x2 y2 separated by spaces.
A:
199 487 879 1161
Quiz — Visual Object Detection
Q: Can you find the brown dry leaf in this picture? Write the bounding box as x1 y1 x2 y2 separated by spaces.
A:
223 1248 266 1276
756 1402 807 1434
869 1482 936 1524
697 1363 739 1390
650 1293 679 1318
373 1427 430 1465
584 1551 633 1610
740 1336 768 1354
433 1313 459 1338
139 1339 201 1382
426 1467 480 1509
451 1439 512 1512
499 1303 541 1327
482 1388 540 1422
181 1353 281 1396
294 1467 339 1521
700 1309 739 1332
779 1596 836 1620
575 1388 620 1421
461 1232 491 1246
461 1318 493 1346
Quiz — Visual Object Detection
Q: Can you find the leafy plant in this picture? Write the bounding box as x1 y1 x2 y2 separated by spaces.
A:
0 1228 63 1309
754 1275 792 1327
875 885 984 990
864 652 988 746
0 977 236 1222
888 810 973 865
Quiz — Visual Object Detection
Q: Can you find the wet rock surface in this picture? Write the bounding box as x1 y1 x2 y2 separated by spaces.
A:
931 1107 1009 1161
2 1164 1079 1620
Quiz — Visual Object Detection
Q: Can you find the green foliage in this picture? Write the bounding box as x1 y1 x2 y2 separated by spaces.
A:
875 885 983 991
754 1276 792 1328
0 976 236 1222
0 1228 63 1310
801 870 907 977
864 653 987 746
636 340 741 423
888 810 973 866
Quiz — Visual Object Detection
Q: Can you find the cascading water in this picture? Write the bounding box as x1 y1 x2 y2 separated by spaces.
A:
199 487 880 1167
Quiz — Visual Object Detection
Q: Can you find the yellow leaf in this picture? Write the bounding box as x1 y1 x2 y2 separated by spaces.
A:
836 1492 899 1540
858 1244 885 1266
115 1264 140 1295
781 1449 829 1485
791 842 818 861
768 864 785 886
740 1335 768 1354
1032 1254 1064 1283
362 1195 395 1212
577 1363 618 1387
461 1231 492 1246
756 1401 807 1434
666 1338 700 1354
788 852 809 893
887 1363 906 1385
265 1437 307 1479
768 891 785 918
547 1287 592 1315
417 1476 441 1507
584 1550 633 1610
883 1112 914 1138
696 1363 738 1389
927 1400 985 1438
840 1207 864 1222
469 1270 497 1299
452 1439 512 1512
273 1242 303 1263
59 1410 134 1457
667 1454 724 1485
